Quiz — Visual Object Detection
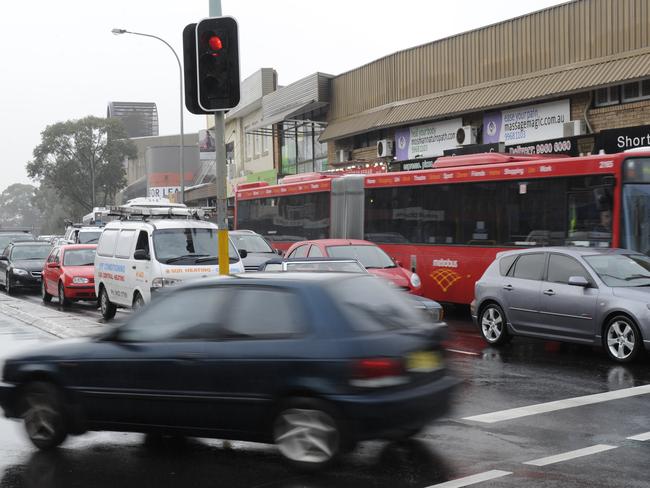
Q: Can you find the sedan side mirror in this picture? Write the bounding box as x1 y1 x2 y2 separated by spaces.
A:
568 276 589 287
133 249 150 261
275 249 284 256
238 249 248 259
0 256 7 261
47 262 60 269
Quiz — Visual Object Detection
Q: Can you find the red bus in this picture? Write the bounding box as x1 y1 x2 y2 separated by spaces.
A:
235 150 650 304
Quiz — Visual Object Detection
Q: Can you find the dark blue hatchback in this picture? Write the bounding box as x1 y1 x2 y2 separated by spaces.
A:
0 273 457 469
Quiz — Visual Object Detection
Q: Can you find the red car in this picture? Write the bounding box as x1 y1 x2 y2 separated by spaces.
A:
42 244 97 306
285 239 422 294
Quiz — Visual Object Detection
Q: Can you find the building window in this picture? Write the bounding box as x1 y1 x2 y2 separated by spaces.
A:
594 86 620 107
245 126 253 161
621 80 650 103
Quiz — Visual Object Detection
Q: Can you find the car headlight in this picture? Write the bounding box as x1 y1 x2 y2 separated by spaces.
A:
12 269 28 276
72 277 89 284
151 277 182 288
410 273 421 288
428 306 443 323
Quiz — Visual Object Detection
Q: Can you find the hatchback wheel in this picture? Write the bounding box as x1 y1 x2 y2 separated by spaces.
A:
605 316 642 363
99 287 117 320
273 399 341 470
58 283 71 307
479 303 510 345
5 273 13 295
42 281 52 303
21 382 68 450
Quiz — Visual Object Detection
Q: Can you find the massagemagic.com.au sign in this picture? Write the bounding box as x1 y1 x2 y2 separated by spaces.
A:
483 99 570 146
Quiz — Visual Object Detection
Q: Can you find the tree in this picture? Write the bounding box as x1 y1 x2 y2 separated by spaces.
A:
32 183 86 235
27 116 136 211
0 183 42 231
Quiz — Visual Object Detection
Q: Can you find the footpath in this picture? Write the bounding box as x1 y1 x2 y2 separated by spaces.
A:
0 294 107 339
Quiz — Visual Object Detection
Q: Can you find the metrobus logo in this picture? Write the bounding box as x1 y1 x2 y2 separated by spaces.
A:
432 258 458 268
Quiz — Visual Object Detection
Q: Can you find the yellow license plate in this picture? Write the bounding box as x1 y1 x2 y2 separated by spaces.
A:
407 351 442 372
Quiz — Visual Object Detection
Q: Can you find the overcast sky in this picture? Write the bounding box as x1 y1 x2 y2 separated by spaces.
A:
0 0 567 194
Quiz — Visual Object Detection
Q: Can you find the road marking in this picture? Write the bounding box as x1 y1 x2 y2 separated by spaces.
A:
523 444 617 467
462 384 650 423
446 348 481 356
424 470 512 488
627 432 650 441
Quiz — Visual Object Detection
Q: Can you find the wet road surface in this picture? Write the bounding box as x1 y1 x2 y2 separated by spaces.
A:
0 293 649 488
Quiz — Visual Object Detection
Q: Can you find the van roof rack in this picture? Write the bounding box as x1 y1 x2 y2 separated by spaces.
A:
107 205 214 221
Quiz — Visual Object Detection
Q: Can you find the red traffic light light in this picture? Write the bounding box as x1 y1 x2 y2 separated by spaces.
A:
208 35 223 52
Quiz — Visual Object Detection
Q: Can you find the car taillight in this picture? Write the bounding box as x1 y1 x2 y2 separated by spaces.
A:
350 358 409 388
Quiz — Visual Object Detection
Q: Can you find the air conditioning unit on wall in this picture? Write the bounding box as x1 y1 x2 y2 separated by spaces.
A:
563 120 586 137
456 126 478 146
338 149 352 163
377 139 394 157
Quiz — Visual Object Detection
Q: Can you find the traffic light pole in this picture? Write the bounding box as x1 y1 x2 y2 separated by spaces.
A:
210 0 230 275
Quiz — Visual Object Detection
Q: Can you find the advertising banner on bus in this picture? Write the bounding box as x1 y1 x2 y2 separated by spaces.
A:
483 99 570 146
395 118 462 160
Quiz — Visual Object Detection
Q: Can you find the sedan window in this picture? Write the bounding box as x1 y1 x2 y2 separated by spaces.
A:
512 253 546 280
119 287 229 342
223 288 304 338
547 254 592 285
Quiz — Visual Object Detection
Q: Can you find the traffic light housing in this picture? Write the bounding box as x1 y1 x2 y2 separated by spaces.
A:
183 17 240 114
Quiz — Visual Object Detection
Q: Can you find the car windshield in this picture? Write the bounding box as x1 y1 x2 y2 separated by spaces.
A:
0 234 33 250
63 248 96 266
152 228 239 264
78 231 102 244
328 275 425 332
584 254 650 287
232 234 273 253
285 261 366 273
326 245 396 269
11 245 51 260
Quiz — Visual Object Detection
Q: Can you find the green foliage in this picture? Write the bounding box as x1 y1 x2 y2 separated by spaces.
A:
0 183 42 231
27 116 136 211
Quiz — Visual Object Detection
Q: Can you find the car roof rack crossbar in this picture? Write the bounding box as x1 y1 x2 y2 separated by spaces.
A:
106 205 213 221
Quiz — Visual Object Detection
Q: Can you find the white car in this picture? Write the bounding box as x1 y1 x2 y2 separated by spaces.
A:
94 218 244 319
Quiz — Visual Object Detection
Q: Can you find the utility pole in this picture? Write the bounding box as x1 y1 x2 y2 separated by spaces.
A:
209 0 229 275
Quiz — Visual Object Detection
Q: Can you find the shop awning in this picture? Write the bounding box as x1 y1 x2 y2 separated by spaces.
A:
247 101 328 135
320 48 650 141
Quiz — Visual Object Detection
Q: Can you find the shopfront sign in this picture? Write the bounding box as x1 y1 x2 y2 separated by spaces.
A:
443 143 503 156
484 99 570 146
149 186 180 198
597 125 650 154
506 135 585 156
395 118 463 160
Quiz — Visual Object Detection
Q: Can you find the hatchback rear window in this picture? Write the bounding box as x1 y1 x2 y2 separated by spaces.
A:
328 275 425 332
499 255 517 275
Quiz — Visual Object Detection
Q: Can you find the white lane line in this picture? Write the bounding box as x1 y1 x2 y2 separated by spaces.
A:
446 348 481 356
523 444 617 467
462 384 650 423
627 432 650 441
424 470 512 488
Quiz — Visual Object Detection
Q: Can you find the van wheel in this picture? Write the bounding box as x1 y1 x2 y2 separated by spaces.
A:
99 287 117 320
133 292 145 310
58 282 71 307
21 382 68 450
273 398 342 470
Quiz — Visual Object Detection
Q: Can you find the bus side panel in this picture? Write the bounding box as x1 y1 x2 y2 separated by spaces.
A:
377 244 509 305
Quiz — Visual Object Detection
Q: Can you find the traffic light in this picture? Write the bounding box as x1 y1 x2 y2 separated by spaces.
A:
183 17 240 114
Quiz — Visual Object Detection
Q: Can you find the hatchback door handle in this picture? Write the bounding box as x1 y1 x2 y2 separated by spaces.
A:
503 284 514 291
543 289 555 296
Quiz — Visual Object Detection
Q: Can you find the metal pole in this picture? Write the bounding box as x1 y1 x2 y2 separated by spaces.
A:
210 0 229 275
115 31 185 204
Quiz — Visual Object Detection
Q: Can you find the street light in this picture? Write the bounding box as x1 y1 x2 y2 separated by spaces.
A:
112 28 186 204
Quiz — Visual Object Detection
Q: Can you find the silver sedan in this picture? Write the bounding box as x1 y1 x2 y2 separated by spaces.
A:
471 247 650 363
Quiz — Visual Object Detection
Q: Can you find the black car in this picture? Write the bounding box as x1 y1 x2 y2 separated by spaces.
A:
0 241 52 294
230 229 281 271
0 273 456 469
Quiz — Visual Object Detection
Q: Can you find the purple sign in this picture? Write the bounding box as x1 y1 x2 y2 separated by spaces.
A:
483 111 502 144
395 127 410 160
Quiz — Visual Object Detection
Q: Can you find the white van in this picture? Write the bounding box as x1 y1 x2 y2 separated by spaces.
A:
94 217 244 319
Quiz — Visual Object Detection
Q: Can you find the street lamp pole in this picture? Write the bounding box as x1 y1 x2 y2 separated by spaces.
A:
111 28 185 204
